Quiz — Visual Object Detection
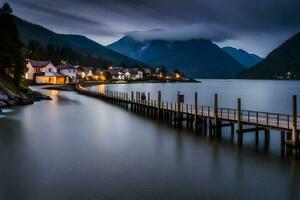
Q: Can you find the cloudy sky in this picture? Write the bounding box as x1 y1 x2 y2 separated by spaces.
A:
3 0 300 56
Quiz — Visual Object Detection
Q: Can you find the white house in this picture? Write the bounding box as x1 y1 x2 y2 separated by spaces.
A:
26 60 56 80
124 71 131 80
25 59 68 84
144 68 152 75
57 64 77 83
118 72 125 80
136 71 144 79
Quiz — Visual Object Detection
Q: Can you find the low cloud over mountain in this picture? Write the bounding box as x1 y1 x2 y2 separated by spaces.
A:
6 0 300 56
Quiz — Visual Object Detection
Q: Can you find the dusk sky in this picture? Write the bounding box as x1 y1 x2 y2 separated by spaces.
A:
4 0 300 57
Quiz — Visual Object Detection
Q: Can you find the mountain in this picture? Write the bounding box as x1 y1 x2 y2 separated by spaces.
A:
13 16 144 66
237 32 300 79
108 36 245 78
222 47 263 67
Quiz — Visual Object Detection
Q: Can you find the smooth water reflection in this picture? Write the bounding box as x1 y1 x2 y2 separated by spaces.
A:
0 80 299 200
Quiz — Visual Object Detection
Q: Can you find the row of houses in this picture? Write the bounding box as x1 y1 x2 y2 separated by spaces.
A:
104 67 146 80
85 66 184 81
25 60 147 84
25 59 186 84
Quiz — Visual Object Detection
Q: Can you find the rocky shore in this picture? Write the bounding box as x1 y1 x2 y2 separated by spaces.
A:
0 82 51 110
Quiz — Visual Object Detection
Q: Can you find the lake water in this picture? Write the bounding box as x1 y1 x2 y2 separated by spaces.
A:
0 80 300 200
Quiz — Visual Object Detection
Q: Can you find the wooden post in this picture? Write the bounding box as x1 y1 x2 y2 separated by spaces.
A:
170 103 173 124
209 119 213 137
194 92 198 129
214 93 218 121
158 91 162 119
131 91 134 111
138 92 140 103
237 98 243 145
255 127 259 144
214 93 221 135
161 101 164 119
214 94 220 131
148 92 150 106
264 129 270 146
237 98 242 126
177 91 181 125
292 95 297 144
166 102 168 120
126 93 128 110
138 92 141 103
281 131 285 146
204 118 207 135
231 123 235 141
138 92 141 113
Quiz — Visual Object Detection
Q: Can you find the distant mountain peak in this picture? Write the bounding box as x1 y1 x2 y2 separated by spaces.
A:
222 47 263 68
108 35 244 78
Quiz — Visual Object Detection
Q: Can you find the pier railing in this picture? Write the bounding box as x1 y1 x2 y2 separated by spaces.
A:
76 84 299 134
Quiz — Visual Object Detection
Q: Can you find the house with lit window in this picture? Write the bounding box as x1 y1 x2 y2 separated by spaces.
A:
25 59 69 84
57 64 77 83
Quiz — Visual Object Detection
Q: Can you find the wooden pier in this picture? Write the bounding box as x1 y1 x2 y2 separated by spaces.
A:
75 84 300 157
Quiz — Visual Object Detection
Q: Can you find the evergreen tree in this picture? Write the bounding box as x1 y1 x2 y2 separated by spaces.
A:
1 3 12 14
24 39 114 69
0 3 24 87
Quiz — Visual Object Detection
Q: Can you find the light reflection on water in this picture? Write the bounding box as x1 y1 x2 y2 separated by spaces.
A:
0 108 14 113
97 84 106 94
0 80 300 200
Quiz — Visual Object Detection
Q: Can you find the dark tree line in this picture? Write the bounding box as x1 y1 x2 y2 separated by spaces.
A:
0 3 24 87
24 40 112 68
0 2 113 88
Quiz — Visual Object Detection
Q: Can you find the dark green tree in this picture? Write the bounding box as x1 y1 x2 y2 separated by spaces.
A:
25 40 45 60
24 40 113 69
0 3 24 87
0 3 12 14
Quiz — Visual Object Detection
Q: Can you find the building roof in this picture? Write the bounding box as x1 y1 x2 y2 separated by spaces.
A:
34 72 67 77
106 68 119 75
56 64 76 70
27 60 52 68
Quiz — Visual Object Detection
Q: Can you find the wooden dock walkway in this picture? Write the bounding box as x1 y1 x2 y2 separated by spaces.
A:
75 84 300 156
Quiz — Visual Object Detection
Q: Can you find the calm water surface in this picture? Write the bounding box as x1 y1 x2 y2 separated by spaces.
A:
0 79 300 200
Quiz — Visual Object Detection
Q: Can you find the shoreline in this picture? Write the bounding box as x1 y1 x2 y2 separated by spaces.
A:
81 78 200 87
38 79 200 91
0 82 52 110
